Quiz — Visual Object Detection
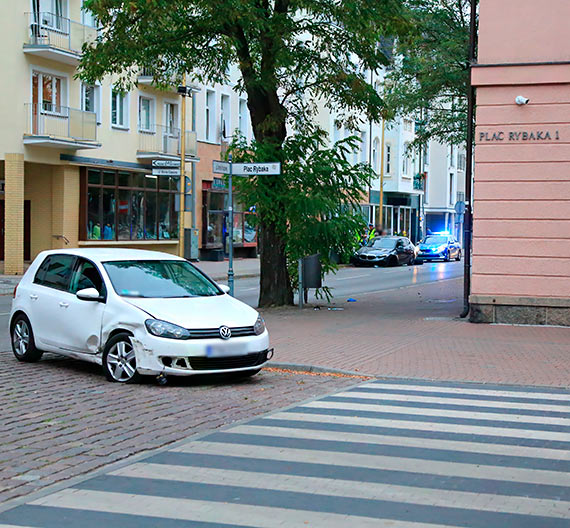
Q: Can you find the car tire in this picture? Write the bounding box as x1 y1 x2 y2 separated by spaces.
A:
11 314 43 363
408 257 415 266
103 333 142 383
455 250 461 261
389 256 398 267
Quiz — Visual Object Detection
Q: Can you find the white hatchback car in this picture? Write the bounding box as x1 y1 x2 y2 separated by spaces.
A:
10 249 271 383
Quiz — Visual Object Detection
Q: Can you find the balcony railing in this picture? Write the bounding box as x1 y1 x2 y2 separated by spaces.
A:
25 12 97 56
138 124 198 158
25 103 98 144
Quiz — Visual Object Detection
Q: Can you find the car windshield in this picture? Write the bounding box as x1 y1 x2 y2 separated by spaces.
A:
369 238 397 249
423 236 448 245
103 260 221 298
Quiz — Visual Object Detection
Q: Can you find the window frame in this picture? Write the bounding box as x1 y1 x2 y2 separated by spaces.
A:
70 257 107 300
81 82 100 124
33 254 76 292
138 95 155 133
111 88 129 129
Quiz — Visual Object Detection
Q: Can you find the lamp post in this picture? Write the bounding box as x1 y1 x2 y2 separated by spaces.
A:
178 74 187 258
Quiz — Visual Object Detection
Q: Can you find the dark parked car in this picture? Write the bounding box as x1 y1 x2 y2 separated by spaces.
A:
353 236 417 267
417 233 461 262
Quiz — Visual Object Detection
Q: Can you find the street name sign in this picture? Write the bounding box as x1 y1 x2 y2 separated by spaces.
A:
152 160 180 168
212 160 230 174
233 162 281 175
152 168 180 176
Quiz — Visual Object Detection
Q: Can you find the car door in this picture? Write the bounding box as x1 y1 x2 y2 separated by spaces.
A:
58 258 107 354
30 254 77 351
395 238 409 264
404 239 415 263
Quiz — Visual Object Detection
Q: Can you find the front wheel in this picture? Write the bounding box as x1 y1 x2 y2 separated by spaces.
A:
11 314 43 362
103 333 141 383
455 250 462 261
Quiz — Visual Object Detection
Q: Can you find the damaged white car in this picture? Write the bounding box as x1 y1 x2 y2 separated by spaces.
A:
10 249 271 383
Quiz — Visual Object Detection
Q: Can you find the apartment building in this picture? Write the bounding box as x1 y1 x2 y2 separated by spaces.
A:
192 69 256 261
423 141 466 244
0 0 198 274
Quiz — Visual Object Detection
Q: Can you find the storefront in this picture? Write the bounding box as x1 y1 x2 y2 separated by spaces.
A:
201 178 257 260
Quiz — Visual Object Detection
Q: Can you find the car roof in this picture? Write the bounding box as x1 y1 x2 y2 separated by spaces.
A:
36 248 186 264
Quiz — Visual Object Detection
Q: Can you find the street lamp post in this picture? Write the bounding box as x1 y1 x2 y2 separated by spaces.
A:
178 74 187 258
227 154 234 296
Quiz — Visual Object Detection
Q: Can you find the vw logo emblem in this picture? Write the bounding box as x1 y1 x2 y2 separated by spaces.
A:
219 326 232 340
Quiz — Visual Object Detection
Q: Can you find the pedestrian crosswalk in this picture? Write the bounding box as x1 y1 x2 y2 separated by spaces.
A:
1 379 569 527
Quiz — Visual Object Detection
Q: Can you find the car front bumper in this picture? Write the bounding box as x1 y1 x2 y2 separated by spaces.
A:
131 330 272 376
354 255 390 266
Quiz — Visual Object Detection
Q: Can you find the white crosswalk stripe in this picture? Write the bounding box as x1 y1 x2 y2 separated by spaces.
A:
1 379 569 527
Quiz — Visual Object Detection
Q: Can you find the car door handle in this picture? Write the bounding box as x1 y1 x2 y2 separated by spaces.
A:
59 302 69 308
30 294 38 300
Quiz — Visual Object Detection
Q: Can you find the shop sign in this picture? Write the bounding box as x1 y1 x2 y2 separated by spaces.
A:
212 160 230 174
212 177 226 190
478 129 560 142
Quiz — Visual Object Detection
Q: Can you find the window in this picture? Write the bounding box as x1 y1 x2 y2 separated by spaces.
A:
85 169 178 241
34 0 67 31
372 138 379 173
205 90 215 141
34 254 75 291
423 143 429 166
81 0 97 27
70 259 105 295
402 143 409 175
138 96 153 132
111 88 128 128
449 173 454 205
404 119 413 132
33 71 65 114
333 121 341 144
238 98 247 137
221 94 230 140
458 153 466 171
165 102 178 134
385 144 391 174
449 145 455 167
360 131 367 163
81 83 100 123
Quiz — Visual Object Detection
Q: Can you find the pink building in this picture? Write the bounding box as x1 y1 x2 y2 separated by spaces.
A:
470 0 570 326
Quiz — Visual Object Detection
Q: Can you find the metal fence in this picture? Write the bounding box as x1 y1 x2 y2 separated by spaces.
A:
139 125 198 157
25 103 98 142
26 12 97 54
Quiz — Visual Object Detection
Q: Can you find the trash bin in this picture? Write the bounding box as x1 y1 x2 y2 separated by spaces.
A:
302 254 322 289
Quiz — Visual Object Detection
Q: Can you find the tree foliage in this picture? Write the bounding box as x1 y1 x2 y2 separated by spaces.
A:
383 0 473 146
80 0 410 306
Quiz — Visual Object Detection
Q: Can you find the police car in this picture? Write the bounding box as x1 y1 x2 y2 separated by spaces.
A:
417 233 461 262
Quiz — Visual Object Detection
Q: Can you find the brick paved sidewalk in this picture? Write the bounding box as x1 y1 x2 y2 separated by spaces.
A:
262 278 570 388
0 355 359 505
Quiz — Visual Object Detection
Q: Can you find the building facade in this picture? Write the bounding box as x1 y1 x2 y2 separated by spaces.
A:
470 0 570 325
0 0 199 274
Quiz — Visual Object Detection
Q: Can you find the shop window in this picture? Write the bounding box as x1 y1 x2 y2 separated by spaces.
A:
84 169 178 241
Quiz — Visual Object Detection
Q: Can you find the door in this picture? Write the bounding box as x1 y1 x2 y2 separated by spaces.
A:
30 254 76 350
58 258 106 354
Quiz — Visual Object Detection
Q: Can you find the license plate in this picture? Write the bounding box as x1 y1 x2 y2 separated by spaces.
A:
206 345 246 358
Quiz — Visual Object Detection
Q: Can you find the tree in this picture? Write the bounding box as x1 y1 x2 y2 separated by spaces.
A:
80 0 410 306
383 0 473 147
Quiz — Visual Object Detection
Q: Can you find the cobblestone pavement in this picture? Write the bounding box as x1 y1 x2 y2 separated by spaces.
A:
1 378 568 527
0 352 361 505
263 278 570 388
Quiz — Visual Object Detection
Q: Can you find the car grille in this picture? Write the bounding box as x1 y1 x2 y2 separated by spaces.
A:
188 351 269 371
187 326 256 339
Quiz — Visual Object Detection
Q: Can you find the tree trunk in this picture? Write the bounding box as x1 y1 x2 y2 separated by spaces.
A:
258 218 293 307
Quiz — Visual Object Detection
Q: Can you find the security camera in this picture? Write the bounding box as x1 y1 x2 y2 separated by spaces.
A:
515 96 529 105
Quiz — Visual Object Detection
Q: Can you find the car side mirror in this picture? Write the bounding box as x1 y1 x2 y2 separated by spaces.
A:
76 287 103 302
219 284 231 294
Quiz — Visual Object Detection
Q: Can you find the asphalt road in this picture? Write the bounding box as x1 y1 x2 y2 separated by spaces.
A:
0 260 463 352
235 260 464 306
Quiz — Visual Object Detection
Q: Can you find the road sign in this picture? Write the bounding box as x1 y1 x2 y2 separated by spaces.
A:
233 162 281 176
212 160 230 174
454 201 466 214
152 160 180 168
152 168 180 176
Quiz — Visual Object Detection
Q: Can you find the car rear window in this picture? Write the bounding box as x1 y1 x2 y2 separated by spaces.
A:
34 255 75 291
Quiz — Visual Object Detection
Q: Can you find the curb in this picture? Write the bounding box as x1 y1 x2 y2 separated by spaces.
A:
208 272 260 282
268 361 374 378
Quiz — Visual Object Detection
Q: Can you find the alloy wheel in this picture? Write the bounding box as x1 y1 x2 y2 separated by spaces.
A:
106 339 137 382
13 320 30 357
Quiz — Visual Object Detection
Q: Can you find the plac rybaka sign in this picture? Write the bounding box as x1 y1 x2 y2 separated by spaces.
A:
212 160 281 176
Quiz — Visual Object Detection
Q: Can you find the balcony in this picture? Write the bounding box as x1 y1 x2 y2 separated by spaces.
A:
24 103 101 149
23 12 97 65
137 125 198 160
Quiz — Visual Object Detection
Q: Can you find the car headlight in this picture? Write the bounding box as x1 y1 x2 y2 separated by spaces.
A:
253 315 266 336
145 319 191 339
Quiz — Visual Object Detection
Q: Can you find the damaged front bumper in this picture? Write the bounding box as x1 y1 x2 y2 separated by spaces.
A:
131 330 272 376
